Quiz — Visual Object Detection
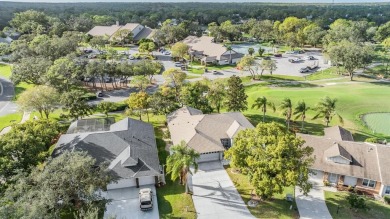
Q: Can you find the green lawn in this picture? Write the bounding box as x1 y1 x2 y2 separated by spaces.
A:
226 167 299 219
244 80 390 141
186 74 201 79
306 67 345 81
0 63 35 100
14 82 35 100
362 113 390 136
187 67 204 75
0 64 12 79
364 64 390 78
0 113 23 131
325 191 390 219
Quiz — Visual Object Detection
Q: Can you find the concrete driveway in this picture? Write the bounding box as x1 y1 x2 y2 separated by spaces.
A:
104 186 159 219
189 161 254 219
295 178 332 219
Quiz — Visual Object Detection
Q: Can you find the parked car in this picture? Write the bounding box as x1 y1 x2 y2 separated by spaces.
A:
164 51 171 55
297 50 305 54
263 56 271 60
139 188 153 211
83 49 93 53
299 67 310 73
288 58 301 63
304 56 315 60
174 62 182 67
96 91 104 97
285 51 295 54
274 53 282 57
129 55 135 60
104 77 113 83
88 54 97 59
212 70 218 74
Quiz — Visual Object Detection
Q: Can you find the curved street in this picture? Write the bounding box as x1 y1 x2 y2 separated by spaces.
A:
0 76 18 117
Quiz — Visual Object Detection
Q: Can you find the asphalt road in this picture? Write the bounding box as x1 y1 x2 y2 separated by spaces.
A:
0 77 18 117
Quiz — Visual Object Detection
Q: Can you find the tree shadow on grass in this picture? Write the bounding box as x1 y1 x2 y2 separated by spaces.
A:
245 114 325 136
369 81 390 87
157 178 194 219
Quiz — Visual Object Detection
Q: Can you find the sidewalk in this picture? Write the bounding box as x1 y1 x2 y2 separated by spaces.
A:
0 111 31 136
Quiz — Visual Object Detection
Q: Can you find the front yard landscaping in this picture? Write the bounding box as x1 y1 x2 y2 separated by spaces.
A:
225 166 299 219
325 191 390 219
154 118 197 219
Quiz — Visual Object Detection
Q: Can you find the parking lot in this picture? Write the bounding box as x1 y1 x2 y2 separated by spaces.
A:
265 50 331 77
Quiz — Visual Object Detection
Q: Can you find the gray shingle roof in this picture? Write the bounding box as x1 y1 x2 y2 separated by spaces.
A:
324 143 353 162
298 132 390 184
182 36 243 60
167 106 254 153
133 27 154 41
54 118 160 180
324 126 354 141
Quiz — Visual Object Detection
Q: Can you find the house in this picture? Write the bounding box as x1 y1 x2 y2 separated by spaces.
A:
182 36 244 65
87 21 154 42
298 126 390 197
54 117 163 190
167 106 254 163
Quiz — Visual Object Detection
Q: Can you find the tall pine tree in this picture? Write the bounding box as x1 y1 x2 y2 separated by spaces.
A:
226 75 248 112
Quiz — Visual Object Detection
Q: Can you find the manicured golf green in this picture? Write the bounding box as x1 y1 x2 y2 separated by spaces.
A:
244 81 390 140
363 113 390 136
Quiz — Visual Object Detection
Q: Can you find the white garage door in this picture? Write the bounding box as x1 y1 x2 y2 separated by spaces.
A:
310 170 324 181
232 58 241 64
197 152 220 163
344 176 357 186
138 176 156 186
107 178 136 190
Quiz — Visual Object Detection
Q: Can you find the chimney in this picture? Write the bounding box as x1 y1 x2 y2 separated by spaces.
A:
116 21 119 26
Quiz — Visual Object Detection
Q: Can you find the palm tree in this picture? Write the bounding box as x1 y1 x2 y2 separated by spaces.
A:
166 141 200 193
227 45 233 64
293 100 310 131
252 96 276 122
313 96 344 127
280 98 293 130
267 60 277 75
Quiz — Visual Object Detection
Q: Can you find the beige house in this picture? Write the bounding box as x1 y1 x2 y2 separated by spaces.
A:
87 21 154 42
167 106 253 163
182 36 243 65
298 126 390 197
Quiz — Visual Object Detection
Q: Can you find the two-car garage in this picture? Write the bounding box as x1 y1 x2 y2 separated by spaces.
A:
197 151 223 163
107 176 157 190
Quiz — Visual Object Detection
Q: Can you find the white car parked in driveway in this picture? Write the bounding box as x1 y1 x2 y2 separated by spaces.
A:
139 188 153 211
104 186 159 219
